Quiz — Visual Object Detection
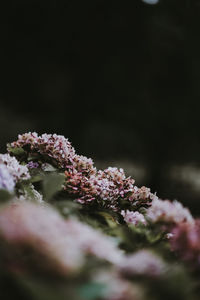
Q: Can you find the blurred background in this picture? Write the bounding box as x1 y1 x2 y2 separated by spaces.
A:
0 0 200 213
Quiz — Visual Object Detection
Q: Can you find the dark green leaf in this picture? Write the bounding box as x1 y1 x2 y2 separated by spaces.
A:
0 189 13 203
78 282 106 300
7 145 26 156
43 173 65 201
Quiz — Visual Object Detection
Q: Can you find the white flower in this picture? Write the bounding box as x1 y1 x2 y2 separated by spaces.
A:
0 164 15 192
0 153 30 182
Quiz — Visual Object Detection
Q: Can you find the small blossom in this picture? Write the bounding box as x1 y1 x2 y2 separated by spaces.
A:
166 233 174 239
27 161 39 169
121 210 147 226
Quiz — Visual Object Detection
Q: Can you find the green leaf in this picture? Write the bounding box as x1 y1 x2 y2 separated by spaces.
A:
97 211 118 228
0 189 13 203
30 174 44 183
78 282 106 300
43 173 65 201
15 276 81 300
55 200 81 217
7 144 26 156
20 183 37 199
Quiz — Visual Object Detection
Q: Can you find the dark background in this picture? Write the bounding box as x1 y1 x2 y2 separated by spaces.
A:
0 0 200 213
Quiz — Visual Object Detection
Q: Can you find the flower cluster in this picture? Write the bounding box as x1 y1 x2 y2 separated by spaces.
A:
0 153 30 182
119 250 166 277
9 132 76 168
73 154 96 175
0 201 83 275
121 210 147 226
27 161 40 169
129 186 158 208
0 201 123 276
170 220 200 266
146 198 194 225
65 166 155 212
0 153 30 193
10 133 155 213
74 167 136 210
0 164 15 192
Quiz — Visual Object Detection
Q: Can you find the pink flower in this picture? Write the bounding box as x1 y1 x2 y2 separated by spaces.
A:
146 198 194 225
0 201 123 276
9 132 75 169
9 132 156 213
119 250 166 277
170 220 200 266
121 210 146 226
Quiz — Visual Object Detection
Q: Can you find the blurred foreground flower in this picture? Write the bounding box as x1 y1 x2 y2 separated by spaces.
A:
146 198 194 225
119 250 167 277
0 201 123 276
94 270 144 300
170 219 200 267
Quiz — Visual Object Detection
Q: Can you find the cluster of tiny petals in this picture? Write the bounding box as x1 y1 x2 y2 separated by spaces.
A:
0 154 30 182
65 165 137 210
119 250 166 277
9 132 156 212
129 186 152 201
0 164 15 192
73 168 136 210
121 210 147 226
73 155 96 175
10 132 76 168
27 161 40 169
103 167 127 182
146 198 194 225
